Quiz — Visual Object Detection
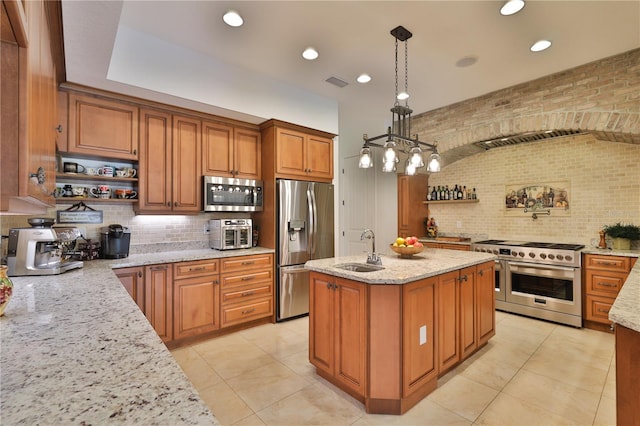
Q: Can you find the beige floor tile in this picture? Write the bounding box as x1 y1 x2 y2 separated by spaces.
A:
242 326 309 361
256 381 364 425
170 345 223 391
541 325 615 361
353 398 470 425
593 396 616 426
226 362 311 412
602 360 616 401
457 354 521 391
279 348 318 382
475 392 576 425
193 333 278 380
502 369 600 424
523 344 609 393
427 374 499 422
198 381 254 426
232 414 266 426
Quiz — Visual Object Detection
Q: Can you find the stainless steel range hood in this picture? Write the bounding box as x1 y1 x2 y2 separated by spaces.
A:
472 129 587 150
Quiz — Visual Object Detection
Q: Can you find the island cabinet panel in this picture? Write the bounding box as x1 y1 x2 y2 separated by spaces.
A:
173 259 220 340
402 277 438 397
66 93 139 160
422 242 470 251
476 261 496 346
615 324 640 426
309 273 367 398
437 271 460 374
144 263 173 343
115 266 145 311
459 266 478 359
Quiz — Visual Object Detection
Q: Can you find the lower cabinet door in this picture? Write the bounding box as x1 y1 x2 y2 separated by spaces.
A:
459 267 477 359
438 271 459 374
173 276 220 340
114 266 145 311
144 264 173 343
309 272 334 375
476 262 496 346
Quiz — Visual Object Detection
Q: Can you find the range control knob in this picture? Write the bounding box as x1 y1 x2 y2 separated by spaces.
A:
548 254 555 260
528 252 536 258
556 255 564 261
512 252 518 257
565 255 573 262
539 253 547 259
493 249 499 255
518 252 525 257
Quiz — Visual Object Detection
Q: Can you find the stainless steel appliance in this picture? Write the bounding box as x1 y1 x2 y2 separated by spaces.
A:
472 240 584 327
209 218 252 250
277 179 334 321
203 176 263 212
7 221 83 276
100 224 131 259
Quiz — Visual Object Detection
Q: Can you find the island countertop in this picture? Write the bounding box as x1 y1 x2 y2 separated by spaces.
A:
305 249 496 284
0 247 272 425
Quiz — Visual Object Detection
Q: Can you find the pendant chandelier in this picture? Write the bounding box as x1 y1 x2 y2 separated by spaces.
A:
358 26 441 175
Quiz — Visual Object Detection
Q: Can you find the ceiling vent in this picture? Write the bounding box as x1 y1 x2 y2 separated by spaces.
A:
325 76 349 88
473 129 587 150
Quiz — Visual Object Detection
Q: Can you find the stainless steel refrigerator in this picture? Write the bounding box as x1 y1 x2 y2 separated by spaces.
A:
277 179 334 321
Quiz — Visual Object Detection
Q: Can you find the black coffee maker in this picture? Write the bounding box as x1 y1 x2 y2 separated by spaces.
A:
100 224 131 259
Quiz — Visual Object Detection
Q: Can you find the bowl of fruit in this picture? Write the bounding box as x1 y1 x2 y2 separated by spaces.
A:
390 236 424 258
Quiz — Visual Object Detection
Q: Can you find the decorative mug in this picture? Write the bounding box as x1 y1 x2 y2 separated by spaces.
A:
126 168 137 178
85 167 100 176
63 162 86 174
63 184 73 197
72 186 86 197
125 189 137 199
98 166 114 177
115 189 137 199
115 169 128 178
90 185 111 199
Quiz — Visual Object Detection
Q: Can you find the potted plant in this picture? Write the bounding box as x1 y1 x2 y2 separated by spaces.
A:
602 222 640 250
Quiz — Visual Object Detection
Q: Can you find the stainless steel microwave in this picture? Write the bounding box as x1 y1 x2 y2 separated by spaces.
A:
203 176 263 212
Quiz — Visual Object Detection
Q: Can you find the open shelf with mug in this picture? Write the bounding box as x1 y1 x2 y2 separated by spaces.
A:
55 154 138 203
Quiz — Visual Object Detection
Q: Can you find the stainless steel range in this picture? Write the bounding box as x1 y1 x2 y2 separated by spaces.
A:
472 240 585 327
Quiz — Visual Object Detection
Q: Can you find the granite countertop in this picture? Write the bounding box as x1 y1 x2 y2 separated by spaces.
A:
596 248 640 333
305 249 496 284
0 247 272 425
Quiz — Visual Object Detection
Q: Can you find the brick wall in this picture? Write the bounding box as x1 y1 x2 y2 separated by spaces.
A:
412 48 640 151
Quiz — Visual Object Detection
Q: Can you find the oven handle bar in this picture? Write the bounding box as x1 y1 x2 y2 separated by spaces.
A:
507 261 576 273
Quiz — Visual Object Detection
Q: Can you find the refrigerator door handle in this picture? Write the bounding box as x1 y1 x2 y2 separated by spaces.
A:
307 184 317 257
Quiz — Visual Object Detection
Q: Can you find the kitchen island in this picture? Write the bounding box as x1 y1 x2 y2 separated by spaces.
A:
305 249 496 415
0 247 271 425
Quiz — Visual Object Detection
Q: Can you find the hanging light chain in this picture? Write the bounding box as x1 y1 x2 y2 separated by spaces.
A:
394 37 399 105
404 38 409 107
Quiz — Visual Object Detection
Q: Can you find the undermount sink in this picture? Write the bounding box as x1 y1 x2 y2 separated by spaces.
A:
334 263 385 273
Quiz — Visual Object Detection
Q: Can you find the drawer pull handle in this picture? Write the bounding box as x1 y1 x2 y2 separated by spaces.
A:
596 260 616 266
598 282 615 288
242 291 255 297
189 266 206 272
241 276 255 281
597 308 610 314
242 308 256 315
241 261 255 265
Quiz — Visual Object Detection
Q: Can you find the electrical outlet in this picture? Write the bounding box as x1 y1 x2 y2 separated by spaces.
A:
456 221 462 229
204 223 210 234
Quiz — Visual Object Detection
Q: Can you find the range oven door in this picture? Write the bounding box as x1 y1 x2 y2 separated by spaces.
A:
506 261 581 317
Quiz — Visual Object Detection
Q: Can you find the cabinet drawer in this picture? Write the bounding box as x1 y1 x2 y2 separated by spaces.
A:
221 282 273 305
221 254 273 273
221 297 273 328
221 269 273 288
585 294 615 324
174 259 219 280
585 270 625 297
584 255 632 272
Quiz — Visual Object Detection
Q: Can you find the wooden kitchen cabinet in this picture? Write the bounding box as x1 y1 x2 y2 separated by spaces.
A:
173 259 220 340
422 241 471 251
65 93 139 160
260 120 334 182
144 263 173 343
202 121 261 179
583 254 637 331
397 175 429 238
309 272 368 398
437 271 459 374
115 266 145 311
136 109 202 214
220 253 274 328
476 261 496 347
1 0 61 212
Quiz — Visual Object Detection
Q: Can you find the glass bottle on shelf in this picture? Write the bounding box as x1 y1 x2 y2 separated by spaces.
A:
472 188 477 199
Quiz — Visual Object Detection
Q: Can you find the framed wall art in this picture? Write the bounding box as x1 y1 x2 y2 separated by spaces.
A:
504 181 571 216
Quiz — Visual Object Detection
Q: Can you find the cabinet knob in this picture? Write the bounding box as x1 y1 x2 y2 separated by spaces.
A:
326 282 332 289
479 270 484 277
137 271 143 278
55 124 63 133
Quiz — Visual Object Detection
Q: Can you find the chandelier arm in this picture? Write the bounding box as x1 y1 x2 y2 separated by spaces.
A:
364 133 437 151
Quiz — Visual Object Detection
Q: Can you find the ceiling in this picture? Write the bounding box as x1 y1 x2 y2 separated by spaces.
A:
61 1 640 154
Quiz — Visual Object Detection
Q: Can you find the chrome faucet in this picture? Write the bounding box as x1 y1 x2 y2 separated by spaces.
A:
361 229 382 265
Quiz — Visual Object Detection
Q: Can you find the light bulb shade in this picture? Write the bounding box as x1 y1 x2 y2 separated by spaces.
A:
383 141 398 164
382 160 397 173
405 159 417 176
396 91 409 101
358 146 373 168
427 152 441 173
409 147 424 168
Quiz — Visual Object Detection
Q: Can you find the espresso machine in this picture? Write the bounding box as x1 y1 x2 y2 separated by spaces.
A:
6 218 84 276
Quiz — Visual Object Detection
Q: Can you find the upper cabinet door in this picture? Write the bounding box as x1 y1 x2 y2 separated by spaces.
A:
275 128 307 177
306 135 333 180
234 128 261 179
172 115 201 212
202 121 234 177
137 108 172 213
67 93 139 160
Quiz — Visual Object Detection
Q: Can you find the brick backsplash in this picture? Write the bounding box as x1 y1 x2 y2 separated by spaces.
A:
427 133 640 247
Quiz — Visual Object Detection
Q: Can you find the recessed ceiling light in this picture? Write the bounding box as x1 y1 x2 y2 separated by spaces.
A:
302 47 319 60
500 0 525 16
357 74 371 83
223 10 243 27
530 40 552 52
